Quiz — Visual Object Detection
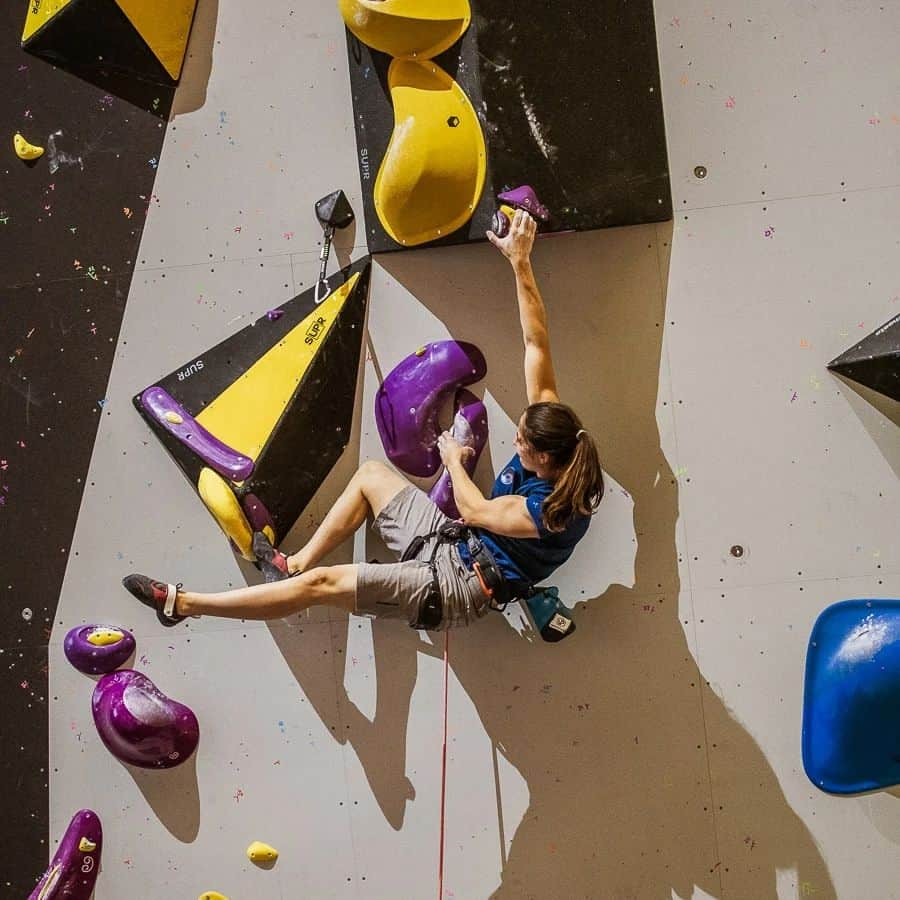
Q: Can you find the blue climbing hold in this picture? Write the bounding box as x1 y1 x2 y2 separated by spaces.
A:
802 598 900 794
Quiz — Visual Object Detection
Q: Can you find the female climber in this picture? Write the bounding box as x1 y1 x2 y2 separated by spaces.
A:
123 209 605 631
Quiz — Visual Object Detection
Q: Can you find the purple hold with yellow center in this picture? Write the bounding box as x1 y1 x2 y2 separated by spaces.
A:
64 624 136 675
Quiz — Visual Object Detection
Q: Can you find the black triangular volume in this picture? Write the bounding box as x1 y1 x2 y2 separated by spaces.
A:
23 0 174 87
133 257 372 540
827 313 900 402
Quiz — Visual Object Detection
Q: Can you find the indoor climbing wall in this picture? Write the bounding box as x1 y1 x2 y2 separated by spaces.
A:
3 0 899 898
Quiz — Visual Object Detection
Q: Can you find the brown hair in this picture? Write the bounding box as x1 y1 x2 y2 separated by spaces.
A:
520 401 604 532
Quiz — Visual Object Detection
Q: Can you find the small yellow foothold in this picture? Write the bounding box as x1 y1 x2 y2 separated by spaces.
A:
87 628 124 647
246 841 278 863
14 132 44 160
198 893 228 900
78 836 97 852
415 345 428 357
163 411 184 424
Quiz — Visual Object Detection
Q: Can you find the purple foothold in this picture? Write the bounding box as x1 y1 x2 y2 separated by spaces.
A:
428 389 489 519
266 308 284 321
64 625 136 675
375 341 487 477
241 492 275 538
92 670 199 769
28 809 102 900
497 185 550 221
140 386 255 482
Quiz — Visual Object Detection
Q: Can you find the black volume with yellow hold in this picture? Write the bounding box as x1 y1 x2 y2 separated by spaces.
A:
22 0 198 87
133 256 372 558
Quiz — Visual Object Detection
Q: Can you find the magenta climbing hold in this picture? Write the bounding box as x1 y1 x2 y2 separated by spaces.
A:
64 624 136 675
92 669 199 769
375 341 487 477
28 809 102 900
428 389 489 518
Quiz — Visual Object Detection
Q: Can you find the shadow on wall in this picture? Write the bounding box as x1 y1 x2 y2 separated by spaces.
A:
269 225 837 899
830 373 900 482
125 752 201 843
171 0 219 118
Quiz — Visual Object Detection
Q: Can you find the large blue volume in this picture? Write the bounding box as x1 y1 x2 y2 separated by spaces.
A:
802 599 900 794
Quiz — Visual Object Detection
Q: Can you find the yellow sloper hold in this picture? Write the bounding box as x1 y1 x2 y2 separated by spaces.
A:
113 0 197 80
86 628 125 647
374 59 485 247
14 132 44 160
197 468 254 560
338 0 470 60
198 893 228 900
78 837 97 852
21 0 73 43
246 841 278 863
195 275 358 462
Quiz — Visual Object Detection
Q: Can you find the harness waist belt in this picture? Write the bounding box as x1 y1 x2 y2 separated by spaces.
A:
401 522 519 628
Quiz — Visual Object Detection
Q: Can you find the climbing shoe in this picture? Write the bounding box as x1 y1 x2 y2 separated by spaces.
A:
252 531 290 583
122 574 186 627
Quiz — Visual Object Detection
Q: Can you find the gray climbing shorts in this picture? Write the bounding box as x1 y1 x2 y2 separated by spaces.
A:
356 485 490 630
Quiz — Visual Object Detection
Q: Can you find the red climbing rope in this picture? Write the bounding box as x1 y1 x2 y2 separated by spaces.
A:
438 629 450 900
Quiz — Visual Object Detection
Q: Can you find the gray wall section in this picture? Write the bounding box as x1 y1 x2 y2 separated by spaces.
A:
47 1 900 898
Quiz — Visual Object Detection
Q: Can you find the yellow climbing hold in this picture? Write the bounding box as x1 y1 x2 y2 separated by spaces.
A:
338 0 470 60
163 411 184 424
374 59 486 246
14 132 44 160
246 841 278 863
87 628 124 647
197 467 254 560
198 893 228 900
78 836 97 852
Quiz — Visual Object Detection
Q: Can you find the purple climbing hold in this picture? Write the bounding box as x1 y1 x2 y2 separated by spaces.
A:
241 492 275 537
428 389 489 519
497 185 550 221
140 386 255 482
28 809 102 900
92 669 199 769
64 625 136 675
492 185 551 238
375 341 487 477
266 308 284 321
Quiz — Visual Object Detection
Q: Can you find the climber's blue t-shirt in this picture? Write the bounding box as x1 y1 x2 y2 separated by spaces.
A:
475 455 590 587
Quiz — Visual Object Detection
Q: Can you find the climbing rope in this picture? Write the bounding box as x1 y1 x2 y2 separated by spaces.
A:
438 630 450 900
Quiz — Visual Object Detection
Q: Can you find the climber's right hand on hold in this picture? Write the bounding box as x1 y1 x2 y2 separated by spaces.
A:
487 208 536 269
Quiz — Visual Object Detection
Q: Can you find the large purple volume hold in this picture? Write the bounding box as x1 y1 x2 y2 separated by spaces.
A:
428 390 489 519
140 385 255 482
375 341 487 477
92 670 199 769
28 809 102 900
64 625 136 675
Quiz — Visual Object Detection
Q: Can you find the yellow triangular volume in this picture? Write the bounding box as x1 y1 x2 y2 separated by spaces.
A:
22 0 74 43
114 0 197 80
195 274 360 462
